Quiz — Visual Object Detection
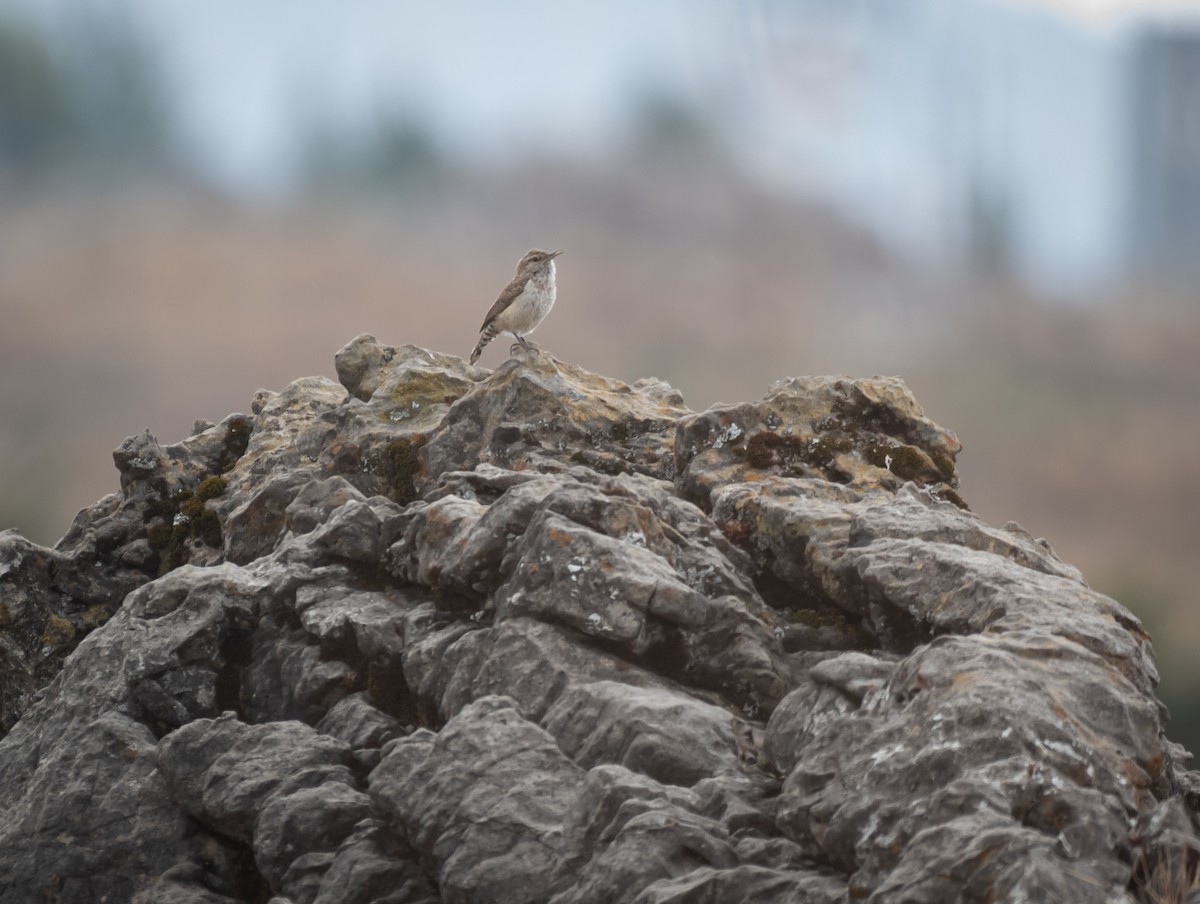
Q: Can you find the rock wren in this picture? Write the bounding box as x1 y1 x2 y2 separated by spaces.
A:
470 249 562 364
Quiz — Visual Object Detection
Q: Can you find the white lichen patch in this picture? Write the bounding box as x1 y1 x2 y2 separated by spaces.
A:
1040 738 1085 763
859 810 882 843
683 564 716 592
868 742 906 765
862 686 891 711
712 422 744 450
623 531 646 547
391 403 420 422
0 543 23 579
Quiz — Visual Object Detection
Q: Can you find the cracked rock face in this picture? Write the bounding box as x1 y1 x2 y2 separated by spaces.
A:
0 334 1195 904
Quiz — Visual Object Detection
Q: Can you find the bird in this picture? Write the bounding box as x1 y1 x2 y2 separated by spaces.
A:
470 248 562 364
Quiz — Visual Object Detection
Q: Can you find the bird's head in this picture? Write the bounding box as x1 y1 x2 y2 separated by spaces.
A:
518 248 563 273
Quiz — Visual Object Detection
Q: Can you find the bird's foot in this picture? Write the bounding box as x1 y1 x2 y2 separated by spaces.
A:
510 337 540 355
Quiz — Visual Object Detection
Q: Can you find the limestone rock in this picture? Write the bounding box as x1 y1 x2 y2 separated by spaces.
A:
676 374 963 511
418 345 690 484
0 333 1194 903
0 413 251 730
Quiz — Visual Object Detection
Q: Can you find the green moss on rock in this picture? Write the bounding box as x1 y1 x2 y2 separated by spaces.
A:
786 606 841 627
41 614 76 649
147 475 230 574
182 476 228 548
218 418 252 472
741 430 853 475
146 523 172 550
82 604 112 631
864 443 930 482
382 436 426 506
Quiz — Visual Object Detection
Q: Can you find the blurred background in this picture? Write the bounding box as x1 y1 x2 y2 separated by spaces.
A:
1 0 1198 745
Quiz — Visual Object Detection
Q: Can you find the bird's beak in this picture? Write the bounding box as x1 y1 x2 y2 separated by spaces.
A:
548 250 563 259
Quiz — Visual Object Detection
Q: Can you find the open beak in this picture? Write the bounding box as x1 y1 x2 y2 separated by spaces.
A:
548 250 563 259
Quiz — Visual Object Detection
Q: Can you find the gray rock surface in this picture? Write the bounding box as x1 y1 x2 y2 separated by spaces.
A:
0 334 1195 903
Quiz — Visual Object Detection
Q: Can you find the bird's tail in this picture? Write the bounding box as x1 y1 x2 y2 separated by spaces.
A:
470 324 498 364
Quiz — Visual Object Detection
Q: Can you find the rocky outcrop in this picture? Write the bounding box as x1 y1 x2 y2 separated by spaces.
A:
0 334 1195 903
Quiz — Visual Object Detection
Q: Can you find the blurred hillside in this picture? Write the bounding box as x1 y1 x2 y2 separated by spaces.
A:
1 1 1199 747
4 179 1199 740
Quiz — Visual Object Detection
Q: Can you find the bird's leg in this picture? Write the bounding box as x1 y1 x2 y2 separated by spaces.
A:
515 333 531 350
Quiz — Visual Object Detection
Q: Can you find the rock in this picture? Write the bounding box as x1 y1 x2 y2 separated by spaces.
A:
156 716 354 843
675 374 963 511
0 334 1195 903
315 692 405 750
218 377 347 564
240 620 357 724
310 818 439 904
541 681 743 785
371 696 581 903
136 860 258 904
407 616 676 724
0 711 192 904
253 771 372 894
0 411 252 732
418 345 690 484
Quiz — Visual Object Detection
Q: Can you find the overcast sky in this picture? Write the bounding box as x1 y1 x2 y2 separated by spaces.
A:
3 0 739 192
3 0 1196 195
3 0 1197 290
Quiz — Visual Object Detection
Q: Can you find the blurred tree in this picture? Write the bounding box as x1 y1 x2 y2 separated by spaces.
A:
0 9 173 185
57 5 174 179
299 105 447 199
0 17 78 174
628 87 719 160
967 179 1014 278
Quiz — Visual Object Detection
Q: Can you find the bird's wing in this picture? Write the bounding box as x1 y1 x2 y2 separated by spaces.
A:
479 276 529 331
